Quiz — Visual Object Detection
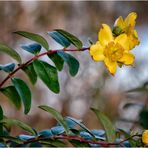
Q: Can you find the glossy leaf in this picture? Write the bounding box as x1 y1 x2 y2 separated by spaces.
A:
91 108 116 142
66 117 95 138
22 63 37 85
0 63 15 73
57 51 79 76
55 29 83 49
80 131 93 140
33 60 60 93
51 126 65 135
64 116 79 129
0 43 22 63
38 129 53 138
39 105 70 134
0 86 21 109
21 43 41 54
48 52 64 71
14 31 49 50
48 31 70 48
0 119 36 135
18 134 35 141
11 78 31 114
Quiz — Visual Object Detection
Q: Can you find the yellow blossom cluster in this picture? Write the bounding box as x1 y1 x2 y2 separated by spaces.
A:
90 12 140 75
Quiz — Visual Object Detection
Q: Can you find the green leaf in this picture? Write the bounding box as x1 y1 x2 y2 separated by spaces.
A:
0 86 21 109
57 51 79 76
91 108 116 142
55 29 83 49
0 106 3 135
39 105 70 134
14 31 49 50
0 119 36 135
11 78 31 114
139 109 148 129
0 43 22 63
33 60 60 93
48 52 64 71
0 63 15 73
48 31 70 48
66 117 95 138
22 63 37 85
21 43 41 55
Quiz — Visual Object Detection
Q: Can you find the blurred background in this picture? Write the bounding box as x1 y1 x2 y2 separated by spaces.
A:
0 1 148 135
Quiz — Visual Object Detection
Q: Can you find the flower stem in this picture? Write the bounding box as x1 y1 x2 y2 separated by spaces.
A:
0 47 89 88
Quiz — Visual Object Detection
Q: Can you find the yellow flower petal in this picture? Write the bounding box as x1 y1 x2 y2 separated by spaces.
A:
119 52 135 65
114 16 124 29
142 130 148 146
90 42 105 61
115 34 129 51
99 24 113 46
104 58 117 75
125 12 137 28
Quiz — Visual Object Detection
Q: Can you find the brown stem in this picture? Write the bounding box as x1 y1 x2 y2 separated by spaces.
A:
15 134 120 147
0 47 89 88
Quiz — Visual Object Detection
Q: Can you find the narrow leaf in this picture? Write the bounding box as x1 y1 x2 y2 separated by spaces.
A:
57 51 79 76
48 52 64 71
66 117 95 138
0 43 22 63
0 63 15 73
33 60 60 93
0 119 36 135
11 78 31 114
39 105 70 134
48 31 70 48
91 108 116 142
0 86 21 109
22 63 37 85
55 29 83 49
14 31 49 50
21 43 41 54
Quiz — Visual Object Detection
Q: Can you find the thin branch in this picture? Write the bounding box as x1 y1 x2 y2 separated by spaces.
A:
0 47 89 88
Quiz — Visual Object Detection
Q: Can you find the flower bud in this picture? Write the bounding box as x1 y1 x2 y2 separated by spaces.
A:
142 130 148 146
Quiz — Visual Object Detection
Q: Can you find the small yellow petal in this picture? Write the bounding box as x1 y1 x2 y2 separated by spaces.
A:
119 52 135 65
90 42 105 61
142 130 148 146
115 34 129 51
104 58 117 75
99 24 113 46
125 12 137 28
114 16 125 29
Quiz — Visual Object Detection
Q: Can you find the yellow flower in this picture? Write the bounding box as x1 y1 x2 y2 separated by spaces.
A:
90 24 134 75
142 130 148 146
114 12 140 49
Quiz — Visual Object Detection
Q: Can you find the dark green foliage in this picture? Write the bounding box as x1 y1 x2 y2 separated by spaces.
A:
0 63 15 73
11 78 31 114
0 43 22 63
21 43 41 55
139 109 148 129
39 105 70 134
33 60 60 93
57 51 79 76
55 29 83 49
14 31 49 50
48 31 70 48
48 52 64 71
22 63 37 85
0 86 21 109
91 108 116 142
